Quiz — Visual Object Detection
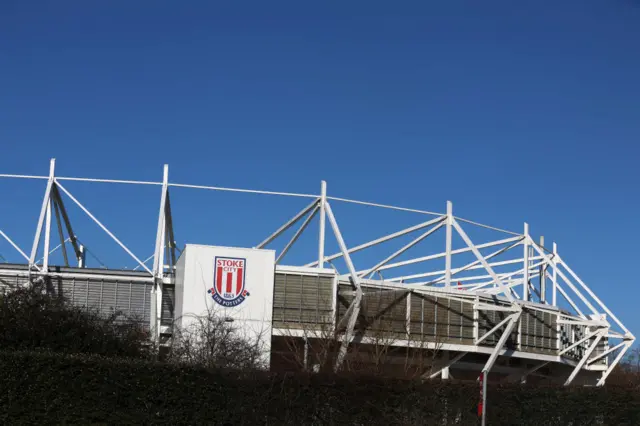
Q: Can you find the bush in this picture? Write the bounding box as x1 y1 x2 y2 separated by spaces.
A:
1 350 640 425
0 283 151 359
166 310 267 370
0 350 479 425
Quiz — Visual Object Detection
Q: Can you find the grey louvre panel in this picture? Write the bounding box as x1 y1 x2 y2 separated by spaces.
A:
519 309 558 354
273 271 334 330
49 276 153 328
356 286 408 340
589 335 608 366
161 285 175 326
407 293 474 345
0 274 29 293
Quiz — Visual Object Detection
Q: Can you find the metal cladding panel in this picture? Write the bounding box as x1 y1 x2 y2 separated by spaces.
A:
51 276 152 326
0 274 29 292
177 244 275 368
161 285 175 326
357 286 408 340
272 271 334 330
407 293 474 345
519 309 558 354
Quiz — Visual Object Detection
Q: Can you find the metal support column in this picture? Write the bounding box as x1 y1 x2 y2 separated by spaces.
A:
552 243 558 306
318 180 326 268
523 223 529 301
540 236 546 303
29 159 56 272
445 201 452 287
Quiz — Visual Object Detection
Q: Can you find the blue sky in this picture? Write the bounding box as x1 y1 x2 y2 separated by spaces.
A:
1 1 639 335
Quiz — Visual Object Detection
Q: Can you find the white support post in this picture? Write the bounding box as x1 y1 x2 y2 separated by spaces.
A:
445 201 452 288
441 366 450 380
29 159 56 270
42 200 52 271
153 165 169 279
152 165 170 345
564 332 604 386
318 181 326 268
552 243 558 306
539 236 546 303
523 223 529 301
78 244 86 268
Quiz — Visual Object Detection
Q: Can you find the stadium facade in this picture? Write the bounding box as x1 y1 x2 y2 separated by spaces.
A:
0 159 634 386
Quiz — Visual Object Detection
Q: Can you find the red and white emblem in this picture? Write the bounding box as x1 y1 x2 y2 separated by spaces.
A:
208 257 249 307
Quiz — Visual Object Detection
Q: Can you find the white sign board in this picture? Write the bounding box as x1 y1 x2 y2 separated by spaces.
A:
174 244 275 368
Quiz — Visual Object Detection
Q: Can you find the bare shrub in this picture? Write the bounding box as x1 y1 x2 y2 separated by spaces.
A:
166 309 268 370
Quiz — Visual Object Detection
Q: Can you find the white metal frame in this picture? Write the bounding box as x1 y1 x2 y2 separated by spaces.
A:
0 158 634 385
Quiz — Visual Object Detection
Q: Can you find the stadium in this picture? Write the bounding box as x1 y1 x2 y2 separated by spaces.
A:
0 159 633 386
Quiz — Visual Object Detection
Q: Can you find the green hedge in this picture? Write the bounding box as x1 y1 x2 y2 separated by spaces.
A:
1 351 639 425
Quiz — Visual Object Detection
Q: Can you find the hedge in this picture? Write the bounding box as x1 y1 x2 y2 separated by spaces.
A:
1 351 639 425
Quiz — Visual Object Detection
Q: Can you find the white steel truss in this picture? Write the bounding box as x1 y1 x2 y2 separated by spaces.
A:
0 158 634 386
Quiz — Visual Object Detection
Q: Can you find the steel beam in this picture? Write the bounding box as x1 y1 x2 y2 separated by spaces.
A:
371 236 522 274
523 223 529 301
427 352 467 379
42 200 52 271
476 313 518 345
481 313 520 374
588 341 626 365
277 205 318 264
325 201 364 371
552 243 558 306
564 332 604 386
29 159 55 269
445 201 452 287
318 180 326 268
452 218 516 303
55 181 152 275
256 197 320 249
51 185 82 261
559 258 630 335
153 165 169 278
360 220 445 278
306 215 447 268
530 241 600 317
597 341 633 386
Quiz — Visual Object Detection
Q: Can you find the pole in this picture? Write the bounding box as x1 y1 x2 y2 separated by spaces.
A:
445 201 452 287
479 371 487 425
523 223 529 301
318 181 326 268
540 236 545 303
78 244 86 268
